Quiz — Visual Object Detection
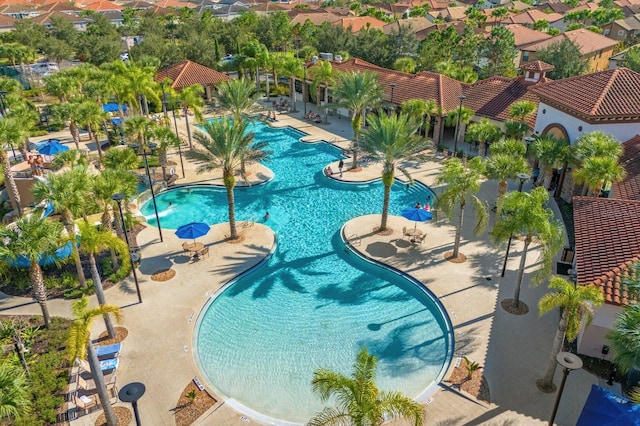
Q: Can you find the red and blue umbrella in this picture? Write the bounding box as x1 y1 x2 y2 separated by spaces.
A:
401 208 433 229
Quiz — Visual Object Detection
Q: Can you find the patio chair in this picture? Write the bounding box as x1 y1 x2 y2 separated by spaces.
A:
403 226 409 238
411 234 426 245
78 371 116 392
74 393 98 415
198 247 209 258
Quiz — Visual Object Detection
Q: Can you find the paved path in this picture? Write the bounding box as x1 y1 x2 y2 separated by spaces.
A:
0 97 616 425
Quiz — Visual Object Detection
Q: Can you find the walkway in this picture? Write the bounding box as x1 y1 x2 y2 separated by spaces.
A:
0 96 616 425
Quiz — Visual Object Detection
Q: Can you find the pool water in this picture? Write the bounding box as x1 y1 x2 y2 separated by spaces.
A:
140 123 452 424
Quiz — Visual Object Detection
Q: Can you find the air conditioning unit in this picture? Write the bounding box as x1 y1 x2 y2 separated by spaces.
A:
335 55 343 63
319 52 334 61
311 56 318 64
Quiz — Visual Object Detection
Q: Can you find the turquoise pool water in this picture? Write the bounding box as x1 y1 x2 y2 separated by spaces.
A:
140 123 452 424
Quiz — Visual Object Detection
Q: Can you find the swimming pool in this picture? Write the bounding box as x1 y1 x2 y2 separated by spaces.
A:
140 122 452 424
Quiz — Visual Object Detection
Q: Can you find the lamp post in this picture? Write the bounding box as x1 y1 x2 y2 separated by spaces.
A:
453 95 466 157
548 352 582 426
111 193 142 304
524 136 535 157
161 82 185 178
303 65 307 117
0 90 7 117
389 82 396 104
131 142 163 242
501 172 531 277
119 382 146 426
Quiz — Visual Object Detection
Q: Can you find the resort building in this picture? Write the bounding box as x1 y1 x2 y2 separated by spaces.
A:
155 60 230 102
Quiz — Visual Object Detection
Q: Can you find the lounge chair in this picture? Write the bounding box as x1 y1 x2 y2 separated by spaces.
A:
94 342 121 360
74 393 98 414
78 371 116 391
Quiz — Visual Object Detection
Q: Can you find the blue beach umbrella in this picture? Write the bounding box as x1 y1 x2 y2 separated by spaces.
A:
400 207 433 229
37 139 69 155
175 222 210 242
103 103 127 113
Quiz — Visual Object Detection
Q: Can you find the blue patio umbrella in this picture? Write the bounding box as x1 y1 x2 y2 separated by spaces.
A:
400 207 433 229
103 103 128 113
175 222 210 242
37 139 69 155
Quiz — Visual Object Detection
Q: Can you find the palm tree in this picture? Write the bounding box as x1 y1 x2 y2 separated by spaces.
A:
78 101 109 160
532 135 571 190
125 115 156 148
77 222 129 339
310 60 334 123
48 101 84 150
280 56 304 112
122 62 160 115
215 78 257 119
151 125 180 181
445 106 474 153
435 157 488 260
67 296 121 426
309 347 424 426
537 277 603 392
401 98 439 137
0 216 64 328
50 149 89 171
101 146 139 172
509 100 537 123
0 363 30 421
32 167 93 288
0 118 27 215
332 71 385 169
572 131 624 196
176 84 205 149
608 303 640 374
188 118 259 240
491 187 565 312
573 156 625 197
360 113 427 231
465 118 502 157
484 139 530 208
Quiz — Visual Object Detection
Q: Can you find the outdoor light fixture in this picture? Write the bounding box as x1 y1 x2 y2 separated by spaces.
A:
524 136 535 156
453 95 466 156
303 65 308 116
111 193 142 304
501 173 531 277
131 142 163 242
548 352 582 426
160 82 185 178
119 382 146 426
389 82 396 104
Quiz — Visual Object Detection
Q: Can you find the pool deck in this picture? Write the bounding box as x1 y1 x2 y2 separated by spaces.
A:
0 99 618 425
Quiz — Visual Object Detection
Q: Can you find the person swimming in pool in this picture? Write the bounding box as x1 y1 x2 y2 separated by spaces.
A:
264 211 270 221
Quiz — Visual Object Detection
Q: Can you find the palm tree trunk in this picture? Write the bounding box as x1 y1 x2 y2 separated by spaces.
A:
30 264 50 328
184 107 193 149
512 237 531 309
452 200 465 258
66 222 88 288
290 79 297 112
87 344 117 426
380 180 392 231
2 153 22 215
224 173 237 239
159 147 168 182
70 122 81 150
479 140 487 157
89 254 116 338
539 310 567 391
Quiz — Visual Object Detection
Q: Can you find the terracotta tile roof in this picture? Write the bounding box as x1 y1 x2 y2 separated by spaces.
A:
382 17 433 35
530 68 640 119
290 11 341 26
156 60 230 90
0 13 15 26
510 9 564 25
334 16 387 32
535 0 572 13
0 0 35 6
39 1 83 13
573 196 640 305
154 0 197 8
329 58 463 113
615 14 640 31
520 60 555 72
121 1 154 9
415 21 474 40
462 76 543 126
83 0 122 11
29 10 88 23
612 135 640 200
524 30 617 56
504 24 552 49
428 5 467 21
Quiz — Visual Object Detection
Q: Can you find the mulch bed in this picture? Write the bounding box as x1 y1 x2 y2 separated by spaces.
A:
501 299 530 315
96 327 129 345
174 382 217 426
95 406 132 426
448 365 491 403
151 269 176 282
225 235 246 244
444 251 467 263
